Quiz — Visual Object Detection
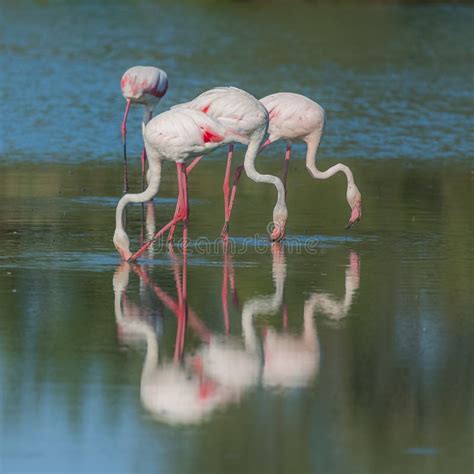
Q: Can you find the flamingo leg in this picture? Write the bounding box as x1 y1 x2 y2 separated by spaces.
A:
140 148 147 190
130 162 189 262
259 139 272 153
221 165 243 238
139 148 148 245
169 169 188 363
179 162 190 251
222 144 234 224
121 99 131 194
168 156 203 243
282 143 291 193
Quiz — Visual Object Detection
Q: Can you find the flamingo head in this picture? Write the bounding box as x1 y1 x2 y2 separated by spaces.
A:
114 229 132 261
270 207 288 242
346 184 362 230
120 66 168 105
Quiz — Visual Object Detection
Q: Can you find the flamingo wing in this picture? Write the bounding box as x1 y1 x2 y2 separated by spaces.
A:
144 109 236 162
172 87 268 143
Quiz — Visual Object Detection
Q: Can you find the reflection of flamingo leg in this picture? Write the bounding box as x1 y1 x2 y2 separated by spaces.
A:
133 264 210 343
167 179 189 362
222 256 230 335
282 304 289 330
229 268 239 309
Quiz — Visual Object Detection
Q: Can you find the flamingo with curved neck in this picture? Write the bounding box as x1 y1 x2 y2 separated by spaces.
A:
224 92 362 232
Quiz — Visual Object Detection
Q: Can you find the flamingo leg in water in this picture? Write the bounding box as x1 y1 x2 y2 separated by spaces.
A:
139 148 148 245
282 143 291 193
179 162 190 253
168 156 203 243
130 162 189 262
169 222 188 363
221 165 243 238
221 137 272 238
222 144 234 227
121 99 131 194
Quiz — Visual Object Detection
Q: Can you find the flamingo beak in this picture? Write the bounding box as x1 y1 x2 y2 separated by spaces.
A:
346 204 361 230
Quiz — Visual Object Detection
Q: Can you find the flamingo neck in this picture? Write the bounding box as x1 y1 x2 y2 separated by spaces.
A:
305 136 355 188
243 132 288 226
115 159 162 233
142 105 154 138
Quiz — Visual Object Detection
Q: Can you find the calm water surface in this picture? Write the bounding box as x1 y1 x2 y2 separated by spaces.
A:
1 1 473 473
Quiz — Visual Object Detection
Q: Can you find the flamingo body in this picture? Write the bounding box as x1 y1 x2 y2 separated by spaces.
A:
261 92 325 144
173 86 268 143
144 108 237 163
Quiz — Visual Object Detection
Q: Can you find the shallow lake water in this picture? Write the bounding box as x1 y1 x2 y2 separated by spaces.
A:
1 1 473 473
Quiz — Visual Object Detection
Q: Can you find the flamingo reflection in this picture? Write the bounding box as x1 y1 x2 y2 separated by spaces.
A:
311 251 360 323
113 260 233 425
113 237 361 422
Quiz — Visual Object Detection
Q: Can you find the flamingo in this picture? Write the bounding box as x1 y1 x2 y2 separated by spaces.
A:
225 92 362 231
120 66 168 193
114 108 236 261
168 86 288 240
114 93 288 262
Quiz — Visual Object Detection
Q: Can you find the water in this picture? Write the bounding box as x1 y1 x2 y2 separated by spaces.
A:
1 1 473 473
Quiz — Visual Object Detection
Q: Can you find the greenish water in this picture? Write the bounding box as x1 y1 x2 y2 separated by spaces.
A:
1 1 473 473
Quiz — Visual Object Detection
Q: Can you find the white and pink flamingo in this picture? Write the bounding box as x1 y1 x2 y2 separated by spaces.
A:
241 92 361 230
114 88 288 262
120 66 168 193
167 91 362 240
